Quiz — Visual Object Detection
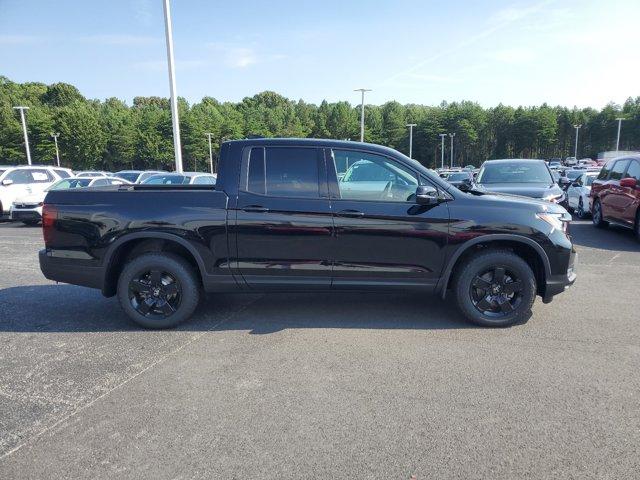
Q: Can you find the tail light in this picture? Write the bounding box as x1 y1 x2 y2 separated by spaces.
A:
42 204 58 246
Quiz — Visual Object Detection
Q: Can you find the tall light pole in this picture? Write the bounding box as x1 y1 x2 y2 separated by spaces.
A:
354 88 371 142
13 106 32 165
615 118 625 151
406 124 417 159
449 132 456 168
163 0 183 173
51 133 60 167
205 132 214 173
439 133 447 169
573 124 582 159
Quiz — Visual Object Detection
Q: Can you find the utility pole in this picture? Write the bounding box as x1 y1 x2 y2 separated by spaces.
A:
13 106 32 165
439 133 447 169
205 132 214 173
573 124 582 159
354 88 371 142
406 124 417 159
163 0 183 173
615 118 625 151
51 133 60 166
449 132 456 168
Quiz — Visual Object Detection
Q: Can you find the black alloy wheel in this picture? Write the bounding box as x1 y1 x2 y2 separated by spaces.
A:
470 267 523 317
128 269 181 318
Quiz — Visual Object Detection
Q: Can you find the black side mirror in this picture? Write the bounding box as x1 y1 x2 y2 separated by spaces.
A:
415 185 439 205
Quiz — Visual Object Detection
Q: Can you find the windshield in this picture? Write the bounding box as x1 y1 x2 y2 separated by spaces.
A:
142 174 190 185
48 178 92 190
447 172 470 181
566 170 583 181
115 172 140 182
477 162 552 184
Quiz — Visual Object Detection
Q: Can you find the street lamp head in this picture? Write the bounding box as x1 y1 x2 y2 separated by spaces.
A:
406 123 417 127
354 88 372 92
13 106 30 110
449 132 456 137
573 124 582 129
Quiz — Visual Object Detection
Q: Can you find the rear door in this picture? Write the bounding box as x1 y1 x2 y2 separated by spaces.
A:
233 145 333 289
602 159 630 221
620 159 640 225
328 148 450 290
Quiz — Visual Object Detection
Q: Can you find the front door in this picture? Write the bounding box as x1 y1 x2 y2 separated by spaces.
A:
328 148 450 290
602 159 630 221
234 145 333 290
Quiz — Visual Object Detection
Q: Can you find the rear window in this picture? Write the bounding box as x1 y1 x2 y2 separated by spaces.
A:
115 172 141 182
53 169 71 178
143 175 189 185
477 162 552 184
609 160 630 181
246 147 321 198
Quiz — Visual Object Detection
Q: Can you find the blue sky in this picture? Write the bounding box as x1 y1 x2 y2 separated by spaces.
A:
1 0 638 107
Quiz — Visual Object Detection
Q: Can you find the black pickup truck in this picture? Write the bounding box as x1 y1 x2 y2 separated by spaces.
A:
39 138 576 328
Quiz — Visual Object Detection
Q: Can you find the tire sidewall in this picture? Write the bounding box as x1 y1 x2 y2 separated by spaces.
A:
117 253 200 329
454 251 536 327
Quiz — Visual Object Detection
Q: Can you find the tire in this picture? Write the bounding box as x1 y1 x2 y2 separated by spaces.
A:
453 249 536 327
592 199 608 228
22 219 40 226
117 252 201 329
576 198 587 219
635 209 640 243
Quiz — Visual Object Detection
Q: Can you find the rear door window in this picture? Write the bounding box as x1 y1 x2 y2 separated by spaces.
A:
609 160 630 181
624 160 640 181
245 147 322 198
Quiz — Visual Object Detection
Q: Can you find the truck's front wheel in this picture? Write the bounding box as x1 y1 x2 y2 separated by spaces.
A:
453 250 536 327
117 253 200 329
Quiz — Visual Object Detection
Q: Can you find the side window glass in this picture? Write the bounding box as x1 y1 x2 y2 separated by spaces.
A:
333 150 418 202
54 169 70 178
6 170 32 184
598 161 613 180
246 147 320 198
609 160 629 181
624 160 640 181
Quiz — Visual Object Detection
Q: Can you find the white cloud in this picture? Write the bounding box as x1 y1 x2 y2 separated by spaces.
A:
0 34 41 45
133 59 207 72
488 48 537 65
82 34 160 46
207 42 285 69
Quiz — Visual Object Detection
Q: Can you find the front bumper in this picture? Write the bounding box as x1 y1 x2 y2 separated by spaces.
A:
542 249 577 303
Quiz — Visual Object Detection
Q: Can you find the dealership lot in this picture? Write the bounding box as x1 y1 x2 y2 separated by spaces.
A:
0 221 639 479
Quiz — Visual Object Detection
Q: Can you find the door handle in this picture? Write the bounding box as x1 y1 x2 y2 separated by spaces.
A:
242 205 270 213
336 209 365 218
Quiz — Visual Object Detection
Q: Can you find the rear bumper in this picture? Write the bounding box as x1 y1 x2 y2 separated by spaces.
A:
10 209 42 222
39 249 105 290
542 250 577 303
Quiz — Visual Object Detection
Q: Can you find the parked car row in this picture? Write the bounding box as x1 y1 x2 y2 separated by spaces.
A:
439 154 639 242
0 165 217 225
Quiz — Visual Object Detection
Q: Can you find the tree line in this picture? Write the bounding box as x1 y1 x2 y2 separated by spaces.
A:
1 75 639 171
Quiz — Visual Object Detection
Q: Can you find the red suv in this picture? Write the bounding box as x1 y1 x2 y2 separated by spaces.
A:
590 155 640 240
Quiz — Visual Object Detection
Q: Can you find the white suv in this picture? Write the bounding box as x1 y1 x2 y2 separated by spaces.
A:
0 166 72 219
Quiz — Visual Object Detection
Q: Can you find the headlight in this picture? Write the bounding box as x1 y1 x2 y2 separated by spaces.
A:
543 192 565 203
536 212 570 233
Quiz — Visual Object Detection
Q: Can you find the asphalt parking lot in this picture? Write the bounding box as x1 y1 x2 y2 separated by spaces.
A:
0 220 639 479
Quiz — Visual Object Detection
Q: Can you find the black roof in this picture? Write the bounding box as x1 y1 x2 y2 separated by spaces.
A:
223 138 404 158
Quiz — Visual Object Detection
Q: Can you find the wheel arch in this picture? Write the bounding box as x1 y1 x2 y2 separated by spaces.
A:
438 234 551 299
102 232 206 297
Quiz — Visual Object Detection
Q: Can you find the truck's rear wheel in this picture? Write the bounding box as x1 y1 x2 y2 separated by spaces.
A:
453 250 536 327
117 253 200 329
